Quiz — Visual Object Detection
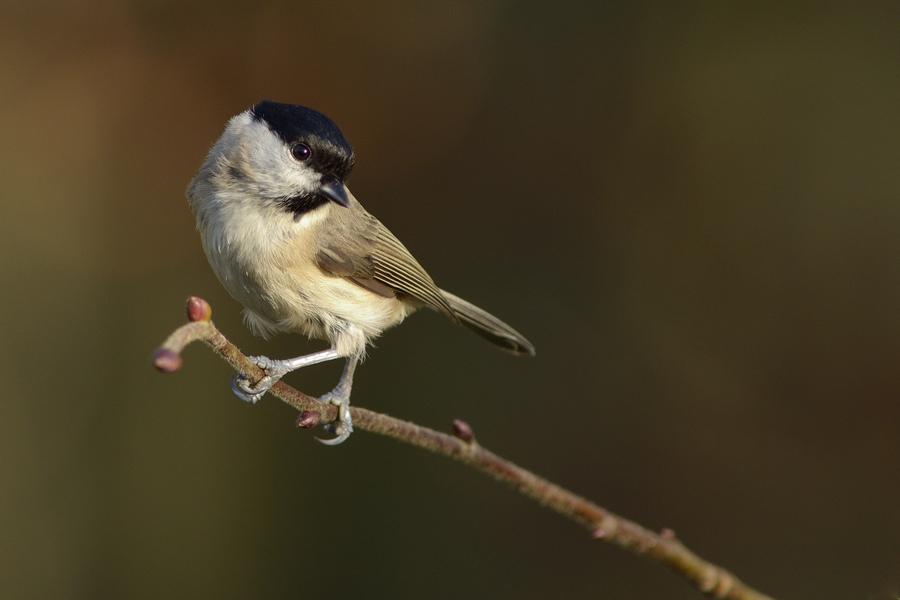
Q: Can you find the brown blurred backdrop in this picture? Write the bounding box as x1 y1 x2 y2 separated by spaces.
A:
1 2 898 599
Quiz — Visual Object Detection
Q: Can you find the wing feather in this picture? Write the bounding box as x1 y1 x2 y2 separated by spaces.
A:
371 224 457 319
314 196 456 320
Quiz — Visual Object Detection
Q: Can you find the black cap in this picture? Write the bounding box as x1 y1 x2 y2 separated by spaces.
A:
251 100 355 180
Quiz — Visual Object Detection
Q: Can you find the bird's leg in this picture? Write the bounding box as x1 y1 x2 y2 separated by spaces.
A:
232 348 359 445
316 357 359 446
232 348 341 403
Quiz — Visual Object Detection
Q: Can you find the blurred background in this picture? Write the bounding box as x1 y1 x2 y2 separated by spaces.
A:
1 2 898 598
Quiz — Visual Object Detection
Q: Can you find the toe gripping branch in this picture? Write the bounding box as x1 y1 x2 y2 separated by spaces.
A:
152 296 340 438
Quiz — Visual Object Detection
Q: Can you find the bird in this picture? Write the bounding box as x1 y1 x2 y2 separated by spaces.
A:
186 100 534 444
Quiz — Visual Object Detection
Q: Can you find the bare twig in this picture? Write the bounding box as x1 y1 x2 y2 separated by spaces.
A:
153 297 777 600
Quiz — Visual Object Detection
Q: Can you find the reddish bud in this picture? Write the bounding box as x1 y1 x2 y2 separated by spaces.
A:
452 419 476 443
296 410 321 428
660 528 676 539
152 348 183 373
186 296 212 322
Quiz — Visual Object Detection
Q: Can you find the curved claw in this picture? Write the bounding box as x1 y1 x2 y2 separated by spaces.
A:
315 392 353 445
230 373 266 404
316 428 353 446
229 355 290 404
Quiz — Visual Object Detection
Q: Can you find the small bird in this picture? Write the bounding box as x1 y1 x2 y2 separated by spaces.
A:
187 100 534 444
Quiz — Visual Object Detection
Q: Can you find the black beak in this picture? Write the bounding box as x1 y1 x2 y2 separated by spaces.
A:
319 175 350 207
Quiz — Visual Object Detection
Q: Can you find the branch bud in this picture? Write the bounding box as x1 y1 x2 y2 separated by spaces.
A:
186 296 212 322
152 348 183 373
452 419 476 443
296 410 321 429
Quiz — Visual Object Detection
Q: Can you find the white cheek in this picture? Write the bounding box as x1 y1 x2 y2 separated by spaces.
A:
247 141 321 199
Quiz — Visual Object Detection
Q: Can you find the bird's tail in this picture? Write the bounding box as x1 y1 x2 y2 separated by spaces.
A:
439 289 536 356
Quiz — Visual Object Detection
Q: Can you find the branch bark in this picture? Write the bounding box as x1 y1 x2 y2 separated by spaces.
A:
153 296 777 600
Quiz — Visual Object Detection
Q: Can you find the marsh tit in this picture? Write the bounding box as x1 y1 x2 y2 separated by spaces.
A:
187 100 534 444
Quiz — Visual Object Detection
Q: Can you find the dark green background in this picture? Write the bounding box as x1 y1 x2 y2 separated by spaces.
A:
2 3 898 598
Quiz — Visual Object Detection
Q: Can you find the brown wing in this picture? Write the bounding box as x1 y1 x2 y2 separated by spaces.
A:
315 243 396 298
314 198 457 321
370 223 457 320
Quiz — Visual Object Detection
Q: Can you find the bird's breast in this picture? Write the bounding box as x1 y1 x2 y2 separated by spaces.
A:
202 205 416 352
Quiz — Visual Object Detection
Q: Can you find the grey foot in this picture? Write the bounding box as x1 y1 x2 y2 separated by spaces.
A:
231 356 290 404
316 391 353 446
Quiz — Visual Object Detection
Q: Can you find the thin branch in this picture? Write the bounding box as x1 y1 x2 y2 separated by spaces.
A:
153 297 777 600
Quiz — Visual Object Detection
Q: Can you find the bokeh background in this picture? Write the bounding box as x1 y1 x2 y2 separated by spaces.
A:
2 2 898 598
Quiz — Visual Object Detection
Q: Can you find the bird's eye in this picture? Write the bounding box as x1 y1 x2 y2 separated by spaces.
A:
290 143 311 161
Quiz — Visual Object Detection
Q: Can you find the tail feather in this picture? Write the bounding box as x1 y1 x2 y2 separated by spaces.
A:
438 289 536 356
